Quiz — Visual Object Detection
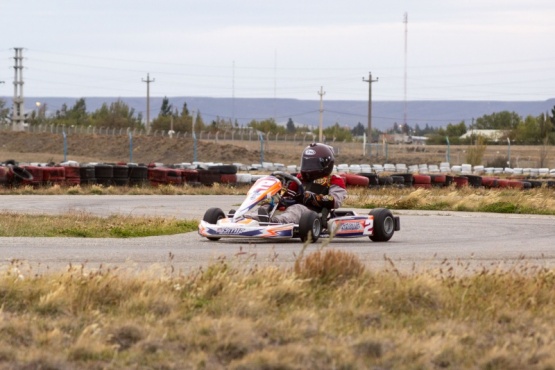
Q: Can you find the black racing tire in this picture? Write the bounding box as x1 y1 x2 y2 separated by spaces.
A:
128 165 148 179
11 166 34 184
203 207 226 241
391 175 405 185
112 165 129 179
465 175 483 188
95 164 114 179
357 172 380 186
299 211 321 243
369 208 395 242
378 175 393 186
209 164 238 175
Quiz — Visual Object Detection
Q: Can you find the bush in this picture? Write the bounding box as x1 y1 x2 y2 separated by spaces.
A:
294 249 365 285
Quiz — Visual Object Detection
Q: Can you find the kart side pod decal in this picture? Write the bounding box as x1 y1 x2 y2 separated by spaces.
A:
328 216 374 237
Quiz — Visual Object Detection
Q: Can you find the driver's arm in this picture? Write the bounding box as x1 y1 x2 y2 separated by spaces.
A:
303 175 347 209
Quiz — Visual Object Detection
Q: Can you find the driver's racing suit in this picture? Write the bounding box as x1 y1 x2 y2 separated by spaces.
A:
265 173 347 224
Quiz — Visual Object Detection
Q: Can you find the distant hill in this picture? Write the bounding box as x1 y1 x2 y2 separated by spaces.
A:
4 96 555 131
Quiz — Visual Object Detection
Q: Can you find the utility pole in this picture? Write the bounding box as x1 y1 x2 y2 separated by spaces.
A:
142 73 155 131
362 72 378 151
12 48 25 131
403 12 408 128
317 86 326 142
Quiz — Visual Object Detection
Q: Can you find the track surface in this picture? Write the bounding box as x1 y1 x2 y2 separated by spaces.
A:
2 195 555 275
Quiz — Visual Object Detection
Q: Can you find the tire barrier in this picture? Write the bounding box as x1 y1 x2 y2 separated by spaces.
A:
128 165 148 187
0 166 8 186
63 166 81 186
341 173 370 187
148 168 183 186
357 172 380 187
95 164 114 186
21 165 44 187
453 176 469 188
8 166 34 187
2 161 555 191
112 165 129 187
429 174 447 187
42 167 65 186
181 169 200 184
80 166 97 185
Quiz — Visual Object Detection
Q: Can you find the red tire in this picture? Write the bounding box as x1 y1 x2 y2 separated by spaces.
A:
220 174 237 184
43 167 66 185
453 176 469 188
481 176 498 188
507 180 523 189
429 174 446 184
497 179 509 188
413 174 431 184
343 173 370 187
21 165 44 187
0 166 8 185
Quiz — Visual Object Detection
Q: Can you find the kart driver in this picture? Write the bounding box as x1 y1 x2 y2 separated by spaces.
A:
253 142 347 224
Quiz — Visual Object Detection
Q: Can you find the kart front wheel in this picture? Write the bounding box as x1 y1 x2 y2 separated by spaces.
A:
203 207 226 241
299 211 321 243
369 208 395 242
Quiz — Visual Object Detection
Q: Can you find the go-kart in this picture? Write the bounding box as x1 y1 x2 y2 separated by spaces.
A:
198 171 400 243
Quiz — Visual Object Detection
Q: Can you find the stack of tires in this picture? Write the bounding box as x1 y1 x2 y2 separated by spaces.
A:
42 167 65 186
80 165 96 185
112 164 129 186
0 166 8 187
128 165 148 187
21 165 43 187
197 165 238 186
63 166 81 186
95 164 114 186
148 167 183 186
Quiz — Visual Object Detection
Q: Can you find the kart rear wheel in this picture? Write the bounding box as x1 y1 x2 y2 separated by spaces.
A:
369 208 395 242
203 207 226 241
299 211 321 243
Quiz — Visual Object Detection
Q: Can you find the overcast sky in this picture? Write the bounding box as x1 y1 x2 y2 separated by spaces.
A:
1 0 554 101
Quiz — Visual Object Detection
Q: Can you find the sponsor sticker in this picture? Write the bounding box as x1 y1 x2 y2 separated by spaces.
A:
339 223 362 231
219 228 245 235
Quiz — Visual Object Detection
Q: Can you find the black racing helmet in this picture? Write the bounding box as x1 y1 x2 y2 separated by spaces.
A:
300 142 335 181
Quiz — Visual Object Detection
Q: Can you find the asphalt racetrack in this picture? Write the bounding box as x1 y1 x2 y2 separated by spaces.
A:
1 195 554 275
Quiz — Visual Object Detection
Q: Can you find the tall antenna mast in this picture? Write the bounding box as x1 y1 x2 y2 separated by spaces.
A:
273 49 277 121
12 47 25 131
403 12 408 127
232 60 235 125
142 73 155 131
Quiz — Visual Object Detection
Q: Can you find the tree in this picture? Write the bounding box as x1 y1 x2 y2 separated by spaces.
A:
53 98 89 126
322 123 352 142
351 122 365 137
286 118 295 133
474 111 521 130
0 98 9 124
90 99 142 129
158 97 173 117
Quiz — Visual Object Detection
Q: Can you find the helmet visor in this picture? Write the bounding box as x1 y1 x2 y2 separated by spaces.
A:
301 157 324 171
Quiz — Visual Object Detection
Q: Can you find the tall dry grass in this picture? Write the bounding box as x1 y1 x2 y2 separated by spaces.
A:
1 250 554 369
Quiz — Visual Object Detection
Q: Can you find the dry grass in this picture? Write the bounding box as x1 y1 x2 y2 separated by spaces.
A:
345 185 555 215
0 211 198 237
1 251 554 369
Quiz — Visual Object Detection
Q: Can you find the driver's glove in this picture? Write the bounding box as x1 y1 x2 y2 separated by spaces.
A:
303 191 335 209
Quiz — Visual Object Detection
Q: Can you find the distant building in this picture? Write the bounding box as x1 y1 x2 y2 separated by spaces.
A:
459 129 506 142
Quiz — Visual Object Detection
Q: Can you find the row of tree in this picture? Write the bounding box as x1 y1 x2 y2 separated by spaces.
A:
1 97 554 145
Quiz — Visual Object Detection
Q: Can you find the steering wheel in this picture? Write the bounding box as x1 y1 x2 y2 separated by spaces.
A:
271 171 304 200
